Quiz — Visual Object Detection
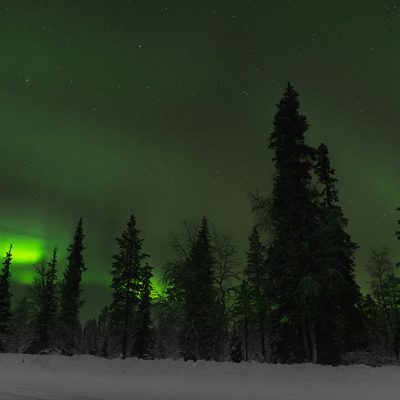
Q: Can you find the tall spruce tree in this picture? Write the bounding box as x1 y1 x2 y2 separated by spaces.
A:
46 248 58 335
0 245 13 336
266 83 317 362
257 84 362 364
236 280 250 361
133 262 153 359
59 218 86 353
182 217 217 361
110 214 148 359
244 226 267 361
314 143 363 362
30 249 58 351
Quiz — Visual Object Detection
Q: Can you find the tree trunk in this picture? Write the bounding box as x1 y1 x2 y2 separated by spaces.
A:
302 320 311 362
122 292 130 359
122 256 134 360
308 319 317 364
393 325 400 359
378 273 393 333
244 315 249 362
122 319 128 359
390 290 400 359
213 292 226 361
259 317 266 361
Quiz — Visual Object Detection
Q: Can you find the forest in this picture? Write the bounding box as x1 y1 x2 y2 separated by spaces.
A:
1 84 399 366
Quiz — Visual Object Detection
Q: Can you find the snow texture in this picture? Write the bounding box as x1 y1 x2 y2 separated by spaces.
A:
0 353 400 399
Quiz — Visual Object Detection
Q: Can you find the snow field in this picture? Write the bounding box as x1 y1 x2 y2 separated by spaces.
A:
0 354 399 400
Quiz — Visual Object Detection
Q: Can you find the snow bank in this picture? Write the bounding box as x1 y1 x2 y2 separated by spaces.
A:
0 353 399 399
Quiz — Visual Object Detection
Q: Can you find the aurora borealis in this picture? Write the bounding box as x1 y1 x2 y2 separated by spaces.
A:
1 1 399 320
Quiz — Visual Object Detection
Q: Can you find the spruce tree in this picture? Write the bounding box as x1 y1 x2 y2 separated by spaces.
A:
9 296 30 351
81 319 98 355
46 248 58 336
266 83 317 362
228 330 243 363
59 218 86 353
257 84 362 364
244 226 267 360
11 296 30 334
314 143 363 362
182 216 217 361
110 214 147 359
0 245 13 336
133 262 153 359
97 306 110 357
255 134 361 365
236 280 250 361
30 259 48 351
30 249 58 351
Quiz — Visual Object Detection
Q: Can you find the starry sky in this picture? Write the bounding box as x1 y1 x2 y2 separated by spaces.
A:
1 0 400 321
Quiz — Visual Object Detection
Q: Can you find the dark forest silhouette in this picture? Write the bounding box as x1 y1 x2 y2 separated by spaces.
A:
0 84 398 364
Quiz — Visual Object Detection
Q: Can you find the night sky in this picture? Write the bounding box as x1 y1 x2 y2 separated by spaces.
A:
1 1 399 321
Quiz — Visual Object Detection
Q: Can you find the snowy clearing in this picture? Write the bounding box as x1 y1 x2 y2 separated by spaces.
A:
0 354 400 400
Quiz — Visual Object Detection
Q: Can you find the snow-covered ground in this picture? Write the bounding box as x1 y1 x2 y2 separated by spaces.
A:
0 354 399 400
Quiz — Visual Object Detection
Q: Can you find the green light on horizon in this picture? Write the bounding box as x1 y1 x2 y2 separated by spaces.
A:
0 236 44 264
0 236 44 285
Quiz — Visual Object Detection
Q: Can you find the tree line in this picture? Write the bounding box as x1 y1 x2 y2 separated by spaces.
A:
0 84 398 364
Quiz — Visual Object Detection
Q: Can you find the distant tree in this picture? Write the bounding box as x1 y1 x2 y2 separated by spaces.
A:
228 330 243 363
11 296 30 334
81 319 98 355
109 215 148 359
212 231 240 361
30 259 50 351
155 221 197 359
235 280 251 361
360 294 384 345
8 296 31 351
97 306 110 358
367 247 393 333
46 248 59 334
0 245 13 337
132 262 153 359
152 290 181 359
244 226 267 361
182 217 217 361
28 250 59 352
159 221 239 361
367 246 400 357
59 218 86 353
